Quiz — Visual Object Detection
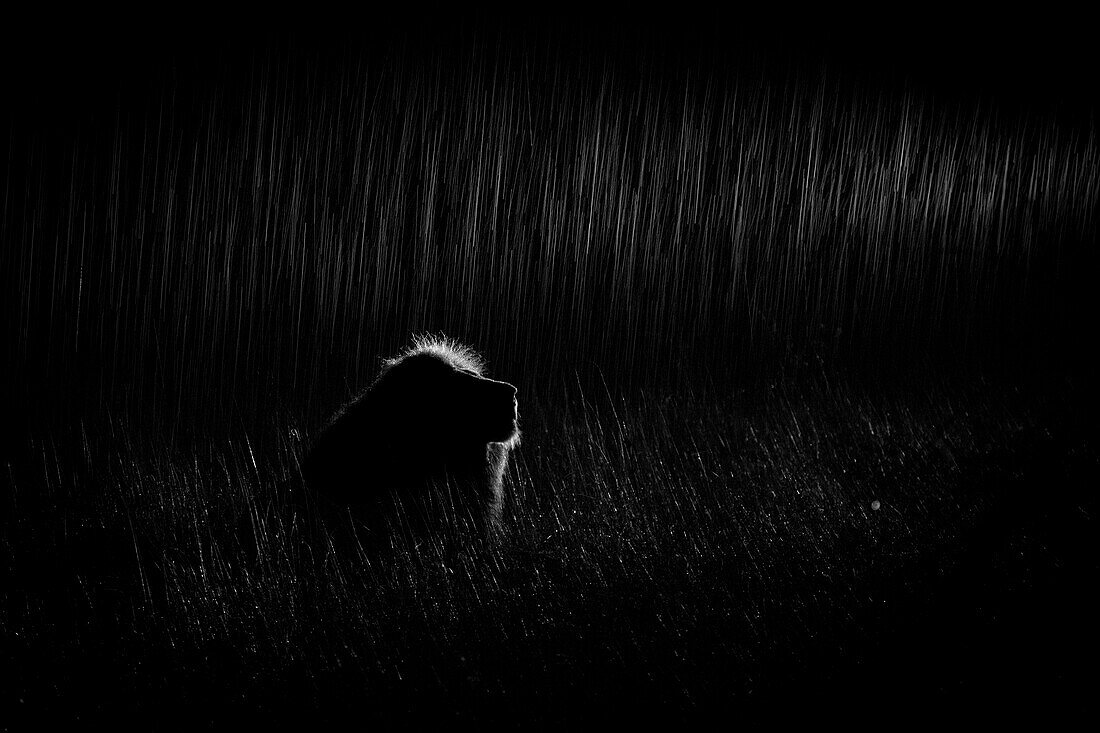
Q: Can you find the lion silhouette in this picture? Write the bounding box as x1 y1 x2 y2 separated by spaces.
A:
303 336 520 549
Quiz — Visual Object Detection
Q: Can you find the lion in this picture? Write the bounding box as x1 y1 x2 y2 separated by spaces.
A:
303 336 520 551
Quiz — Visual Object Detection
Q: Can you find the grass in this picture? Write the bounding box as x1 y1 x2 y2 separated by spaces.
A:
3 373 1095 725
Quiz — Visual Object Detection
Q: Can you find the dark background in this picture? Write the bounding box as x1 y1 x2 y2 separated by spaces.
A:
1 10 1098 725
3 10 1098 434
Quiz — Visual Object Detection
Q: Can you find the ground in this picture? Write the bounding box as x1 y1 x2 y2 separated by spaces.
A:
1 374 1095 725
